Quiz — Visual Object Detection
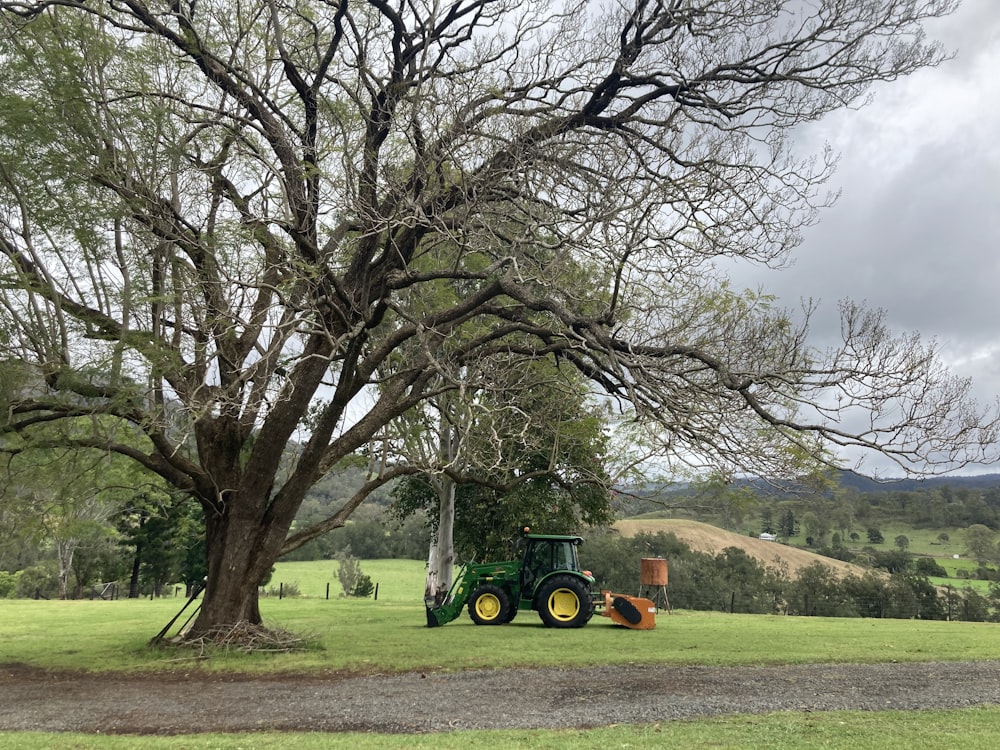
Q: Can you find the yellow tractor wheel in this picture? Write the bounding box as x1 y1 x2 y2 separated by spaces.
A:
536 574 593 628
468 584 510 625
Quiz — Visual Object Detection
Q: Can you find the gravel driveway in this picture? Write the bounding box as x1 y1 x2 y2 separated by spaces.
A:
2 660 1000 734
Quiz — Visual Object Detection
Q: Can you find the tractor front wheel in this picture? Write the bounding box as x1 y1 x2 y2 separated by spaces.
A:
536 575 593 628
468 584 511 625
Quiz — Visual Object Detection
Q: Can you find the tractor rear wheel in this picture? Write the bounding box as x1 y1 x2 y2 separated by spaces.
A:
536 574 593 628
468 584 510 625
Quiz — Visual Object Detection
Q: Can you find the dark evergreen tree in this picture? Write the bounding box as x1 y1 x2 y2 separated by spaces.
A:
760 508 775 536
779 509 797 538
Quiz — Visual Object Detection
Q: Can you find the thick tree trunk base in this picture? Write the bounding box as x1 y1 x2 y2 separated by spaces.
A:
189 505 280 639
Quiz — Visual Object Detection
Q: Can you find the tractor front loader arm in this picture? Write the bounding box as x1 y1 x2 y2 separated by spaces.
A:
425 564 475 627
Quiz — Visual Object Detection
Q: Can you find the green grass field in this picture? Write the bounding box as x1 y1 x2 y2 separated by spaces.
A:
269 558 423 600
776 521 987 578
5 558 1000 673
4 709 1000 750
874 524 960 554
4 558 1000 748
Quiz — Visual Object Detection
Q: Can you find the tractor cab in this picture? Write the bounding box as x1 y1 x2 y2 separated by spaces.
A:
519 533 585 592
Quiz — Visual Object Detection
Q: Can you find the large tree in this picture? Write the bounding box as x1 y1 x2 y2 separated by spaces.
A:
0 0 995 636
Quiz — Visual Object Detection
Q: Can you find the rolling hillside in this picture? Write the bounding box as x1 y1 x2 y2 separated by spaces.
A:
613 518 872 579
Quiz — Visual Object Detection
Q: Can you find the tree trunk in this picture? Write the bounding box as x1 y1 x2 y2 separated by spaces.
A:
54 539 77 600
424 543 439 606
185 502 287 638
424 476 456 605
424 409 460 606
128 542 142 599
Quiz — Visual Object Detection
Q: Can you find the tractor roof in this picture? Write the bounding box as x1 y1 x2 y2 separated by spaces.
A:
524 533 584 544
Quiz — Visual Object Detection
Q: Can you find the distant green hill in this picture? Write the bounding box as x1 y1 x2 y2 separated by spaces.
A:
835 471 1000 493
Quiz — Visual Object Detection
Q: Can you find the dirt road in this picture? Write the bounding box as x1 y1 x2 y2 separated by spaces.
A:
2 660 1000 734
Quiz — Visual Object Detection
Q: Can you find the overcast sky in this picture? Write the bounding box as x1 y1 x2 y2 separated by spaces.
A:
726 0 1000 476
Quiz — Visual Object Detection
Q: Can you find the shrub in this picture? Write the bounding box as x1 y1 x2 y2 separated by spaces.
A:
350 573 375 598
816 545 855 563
841 572 890 618
786 563 855 617
870 549 911 574
913 557 948 577
974 566 1000 581
15 563 59 599
264 581 301 597
336 547 374 597
954 586 990 622
899 574 944 620
0 570 18 598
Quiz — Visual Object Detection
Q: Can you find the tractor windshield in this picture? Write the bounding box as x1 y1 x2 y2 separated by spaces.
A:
552 540 580 571
525 539 581 581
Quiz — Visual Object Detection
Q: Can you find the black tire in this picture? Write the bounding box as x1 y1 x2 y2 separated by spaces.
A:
535 574 593 628
468 584 511 625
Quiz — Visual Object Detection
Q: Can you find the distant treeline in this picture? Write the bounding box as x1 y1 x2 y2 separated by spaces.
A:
583 529 997 622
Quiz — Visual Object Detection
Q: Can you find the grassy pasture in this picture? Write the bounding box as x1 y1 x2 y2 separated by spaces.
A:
267 558 426 601
835 522 984 579
4 558 1000 675
930 577 993 595
829 523 987 581
4 708 1000 750
873 524 960 554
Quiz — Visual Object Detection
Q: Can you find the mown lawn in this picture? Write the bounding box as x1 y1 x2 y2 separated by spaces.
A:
3 558 1000 674
5 708 1000 750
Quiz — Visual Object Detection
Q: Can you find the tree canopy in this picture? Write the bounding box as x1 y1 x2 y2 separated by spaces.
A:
392 355 615 564
0 0 995 634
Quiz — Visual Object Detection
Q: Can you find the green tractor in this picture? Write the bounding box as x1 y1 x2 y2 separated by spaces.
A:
425 531 596 628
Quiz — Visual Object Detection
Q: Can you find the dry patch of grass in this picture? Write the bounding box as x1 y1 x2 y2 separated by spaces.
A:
614 518 869 578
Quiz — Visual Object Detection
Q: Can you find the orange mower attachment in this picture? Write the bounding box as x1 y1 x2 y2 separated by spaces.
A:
599 591 656 630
